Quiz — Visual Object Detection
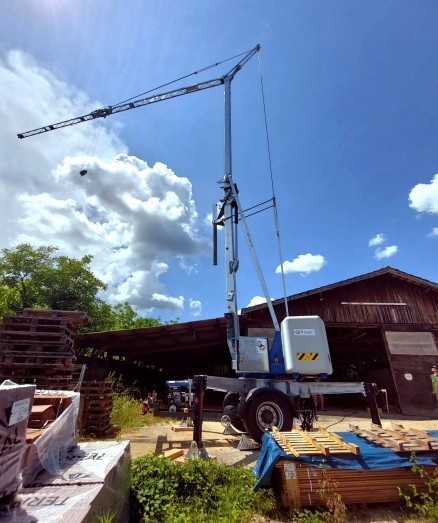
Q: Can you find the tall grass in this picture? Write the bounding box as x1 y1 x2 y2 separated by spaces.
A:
111 391 149 433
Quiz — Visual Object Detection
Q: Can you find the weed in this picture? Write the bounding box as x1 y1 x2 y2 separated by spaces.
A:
398 455 438 522
316 465 347 523
96 509 116 523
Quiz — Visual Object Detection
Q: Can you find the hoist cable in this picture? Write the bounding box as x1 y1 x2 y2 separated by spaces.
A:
257 51 290 317
112 49 253 109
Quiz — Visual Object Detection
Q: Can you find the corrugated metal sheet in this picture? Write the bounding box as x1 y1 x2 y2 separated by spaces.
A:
386 332 438 355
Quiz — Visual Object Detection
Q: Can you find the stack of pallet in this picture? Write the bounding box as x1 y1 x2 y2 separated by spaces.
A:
80 380 115 437
0 309 89 390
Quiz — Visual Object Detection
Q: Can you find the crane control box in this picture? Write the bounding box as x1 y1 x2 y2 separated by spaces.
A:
237 336 270 373
281 316 333 375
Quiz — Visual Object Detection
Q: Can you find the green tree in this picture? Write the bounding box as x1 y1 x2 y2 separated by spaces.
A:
85 301 162 332
0 243 171 331
39 254 107 313
0 244 57 312
0 285 21 318
0 244 106 317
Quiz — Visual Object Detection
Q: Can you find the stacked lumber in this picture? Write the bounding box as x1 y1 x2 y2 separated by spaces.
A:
80 380 115 437
273 460 435 508
0 309 89 390
349 423 438 453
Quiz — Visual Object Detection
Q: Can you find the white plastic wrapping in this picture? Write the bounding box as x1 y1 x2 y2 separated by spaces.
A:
21 389 80 486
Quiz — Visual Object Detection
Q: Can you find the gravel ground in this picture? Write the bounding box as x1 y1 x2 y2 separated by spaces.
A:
121 408 438 467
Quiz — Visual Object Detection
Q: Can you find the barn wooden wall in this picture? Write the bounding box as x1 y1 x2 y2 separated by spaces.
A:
245 275 438 327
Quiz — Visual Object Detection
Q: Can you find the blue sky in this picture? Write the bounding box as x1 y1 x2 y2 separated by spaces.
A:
0 1 437 323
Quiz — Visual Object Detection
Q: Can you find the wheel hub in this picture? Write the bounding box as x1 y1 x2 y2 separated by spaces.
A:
257 404 279 428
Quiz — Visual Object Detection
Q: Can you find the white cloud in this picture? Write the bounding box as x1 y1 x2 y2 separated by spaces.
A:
151 293 184 311
246 296 267 307
369 233 386 247
0 49 211 317
375 245 398 259
409 174 438 214
179 257 198 275
276 253 326 275
429 228 438 237
189 299 202 316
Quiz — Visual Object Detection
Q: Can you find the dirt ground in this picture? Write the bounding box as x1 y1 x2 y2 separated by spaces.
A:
121 408 438 467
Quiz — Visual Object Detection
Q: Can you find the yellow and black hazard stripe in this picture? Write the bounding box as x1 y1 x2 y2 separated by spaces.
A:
296 352 320 361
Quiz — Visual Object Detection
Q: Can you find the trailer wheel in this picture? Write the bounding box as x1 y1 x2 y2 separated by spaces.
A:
244 392 293 443
222 392 240 409
223 404 246 432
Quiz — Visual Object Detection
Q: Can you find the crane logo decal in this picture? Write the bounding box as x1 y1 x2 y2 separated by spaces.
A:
296 352 320 361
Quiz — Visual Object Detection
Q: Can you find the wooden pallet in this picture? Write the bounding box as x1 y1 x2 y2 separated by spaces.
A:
1 315 72 329
272 426 360 457
22 308 91 327
349 423 438 453
0 324 74 337
2 351 75 365
0 362 76 376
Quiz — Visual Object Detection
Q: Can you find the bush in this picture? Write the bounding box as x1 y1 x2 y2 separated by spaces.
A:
130 454 277 522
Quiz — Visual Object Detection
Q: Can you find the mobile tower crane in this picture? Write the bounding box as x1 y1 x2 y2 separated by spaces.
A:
18 45 381 442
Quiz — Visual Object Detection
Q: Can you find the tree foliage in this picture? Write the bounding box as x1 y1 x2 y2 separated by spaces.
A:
0 243 169 331
0 244 57 312
85 301 162 332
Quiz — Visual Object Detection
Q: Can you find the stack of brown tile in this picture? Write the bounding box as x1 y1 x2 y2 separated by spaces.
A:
27 404 56 429
0 309 90 390
80 380 116 437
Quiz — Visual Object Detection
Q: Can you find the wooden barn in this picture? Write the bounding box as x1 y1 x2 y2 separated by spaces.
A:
242 266 438 416
75 266 438 415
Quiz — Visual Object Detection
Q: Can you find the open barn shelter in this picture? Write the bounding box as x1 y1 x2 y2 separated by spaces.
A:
75 267 438 415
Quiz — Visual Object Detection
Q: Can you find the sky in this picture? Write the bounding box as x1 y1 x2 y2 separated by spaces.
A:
0 1 437 324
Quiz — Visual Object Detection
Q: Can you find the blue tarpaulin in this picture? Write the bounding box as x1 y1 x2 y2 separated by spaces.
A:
253 430 438 490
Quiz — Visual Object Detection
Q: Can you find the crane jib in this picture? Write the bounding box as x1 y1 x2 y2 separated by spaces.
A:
16 44 260 139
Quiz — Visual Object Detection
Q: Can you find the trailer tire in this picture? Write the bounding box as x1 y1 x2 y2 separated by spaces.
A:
222 392 240 409
244 392 293 443
223 404 246 432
